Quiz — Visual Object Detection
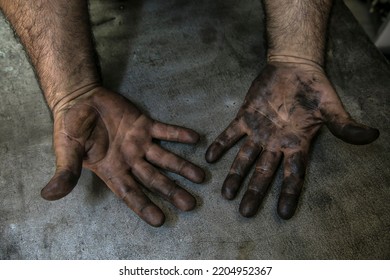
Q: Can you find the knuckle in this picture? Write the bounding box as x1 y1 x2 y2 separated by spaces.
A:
255 164 273 176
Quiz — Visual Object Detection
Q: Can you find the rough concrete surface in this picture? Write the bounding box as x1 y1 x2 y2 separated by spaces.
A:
0 0 389 259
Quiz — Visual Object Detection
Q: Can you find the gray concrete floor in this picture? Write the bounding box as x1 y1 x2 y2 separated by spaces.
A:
0 0 389 259
345 0 377 40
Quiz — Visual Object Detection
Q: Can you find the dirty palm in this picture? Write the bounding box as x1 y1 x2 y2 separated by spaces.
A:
206 63 379 219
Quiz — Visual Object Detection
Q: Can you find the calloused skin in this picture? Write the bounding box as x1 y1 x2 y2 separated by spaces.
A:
206 62 379 219
41 87 205 227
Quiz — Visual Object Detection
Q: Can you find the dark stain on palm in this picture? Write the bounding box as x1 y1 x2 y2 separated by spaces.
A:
295 77 320 111
242 110 273 139
295 91 319 111
280 133 301 150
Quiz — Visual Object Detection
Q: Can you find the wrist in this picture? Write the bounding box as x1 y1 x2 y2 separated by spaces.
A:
49 81 101 114
267 53 325 73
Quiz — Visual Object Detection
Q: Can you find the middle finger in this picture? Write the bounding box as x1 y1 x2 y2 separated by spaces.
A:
239 150 282 217
132 160 197 212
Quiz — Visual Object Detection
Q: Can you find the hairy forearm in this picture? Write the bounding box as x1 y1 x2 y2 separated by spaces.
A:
263 0 333 67
0 0 100 111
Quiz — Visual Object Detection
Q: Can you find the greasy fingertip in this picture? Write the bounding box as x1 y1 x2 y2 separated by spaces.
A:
141 205 165 227
342 124 379 144
187 130 200 143
239 190 263 217
277 193 299 220
205 142 223 163
328 122 380 145
172 189 197 211
41 170 79 201
180 129 200 144
186 166 206 184
221 174 242 200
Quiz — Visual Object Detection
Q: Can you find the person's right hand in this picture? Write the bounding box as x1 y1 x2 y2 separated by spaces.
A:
206 62 379 219
41 87 205 227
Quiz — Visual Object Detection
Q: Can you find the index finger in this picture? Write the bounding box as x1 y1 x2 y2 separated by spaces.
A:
205 119 245 163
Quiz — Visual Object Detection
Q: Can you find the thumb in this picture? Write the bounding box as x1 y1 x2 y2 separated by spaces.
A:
320 86 379 145
322 100 379 145
326 118 379 145
41 132 84 200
